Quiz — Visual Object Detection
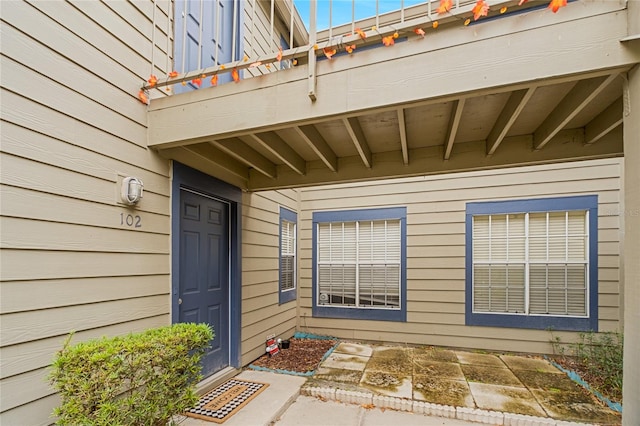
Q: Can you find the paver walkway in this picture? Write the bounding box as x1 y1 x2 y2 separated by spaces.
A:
303 342 621 425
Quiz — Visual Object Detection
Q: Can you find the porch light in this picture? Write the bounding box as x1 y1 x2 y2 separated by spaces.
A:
121 177 144 205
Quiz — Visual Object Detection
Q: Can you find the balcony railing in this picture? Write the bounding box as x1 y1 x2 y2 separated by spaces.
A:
142 0 542 100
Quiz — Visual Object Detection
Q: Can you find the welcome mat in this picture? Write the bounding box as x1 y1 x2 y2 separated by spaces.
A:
184 378 269 423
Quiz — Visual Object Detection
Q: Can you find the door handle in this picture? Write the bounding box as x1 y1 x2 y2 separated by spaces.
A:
178 298 183 305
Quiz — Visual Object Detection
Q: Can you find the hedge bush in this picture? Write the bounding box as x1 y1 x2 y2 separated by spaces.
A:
49 323 213 425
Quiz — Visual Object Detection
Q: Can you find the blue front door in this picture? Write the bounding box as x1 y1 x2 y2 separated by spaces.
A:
174 0 236 92
179 188 230 376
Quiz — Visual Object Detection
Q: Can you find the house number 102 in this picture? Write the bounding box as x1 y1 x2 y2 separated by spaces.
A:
120 213 142 228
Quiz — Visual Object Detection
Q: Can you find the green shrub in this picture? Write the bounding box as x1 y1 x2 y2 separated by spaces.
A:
573 331 623 395
49 323 213 425
550 330 623 401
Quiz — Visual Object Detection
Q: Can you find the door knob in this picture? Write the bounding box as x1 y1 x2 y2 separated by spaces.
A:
178 298 183 305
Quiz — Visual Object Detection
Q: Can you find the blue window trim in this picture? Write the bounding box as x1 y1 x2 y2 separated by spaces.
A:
171 162 242 368
279 207 297 304
465 195 598 332
312 207 407 322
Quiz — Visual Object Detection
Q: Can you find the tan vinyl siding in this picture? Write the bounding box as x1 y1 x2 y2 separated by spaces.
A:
243 0 292 78
0 0 171 422
298 158 623 353
240 189 298 366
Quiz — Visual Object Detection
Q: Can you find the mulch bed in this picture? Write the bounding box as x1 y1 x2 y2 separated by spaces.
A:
250 338 337 373
550 356 622 404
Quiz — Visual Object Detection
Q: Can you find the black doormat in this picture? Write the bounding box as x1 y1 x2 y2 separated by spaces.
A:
184 378 269 423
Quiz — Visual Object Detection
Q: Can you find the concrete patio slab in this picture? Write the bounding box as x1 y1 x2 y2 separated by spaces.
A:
461 364 524 387
367 351 412 374
467 382 547 417
499 354 563 373
277 340 620 425
455 351 505 367
360 371 412 398
413 376 475 408
412 359 465 380
334 342 373 357
314 366 363 384
532 389 622 424
321 352 369 371
512 369 581 392
371 346 411 359
413 347 458 363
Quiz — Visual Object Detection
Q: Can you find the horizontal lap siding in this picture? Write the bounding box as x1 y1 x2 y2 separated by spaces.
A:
243 1 290 78
240 189 298 366
298 159 622 353
0 0 172 423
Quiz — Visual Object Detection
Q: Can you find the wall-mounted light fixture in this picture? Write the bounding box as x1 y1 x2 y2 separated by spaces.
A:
121 177 144 205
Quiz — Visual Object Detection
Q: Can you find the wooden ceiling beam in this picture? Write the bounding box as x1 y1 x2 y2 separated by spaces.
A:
343 117 372 168
294 125 338 172
397 108 409 165
158 145 249 189
248 128 623 190
534 74 618 150
247 132 306 175
585 97 623 145
211 138 277 179
444 99 465 160
486 87 536 156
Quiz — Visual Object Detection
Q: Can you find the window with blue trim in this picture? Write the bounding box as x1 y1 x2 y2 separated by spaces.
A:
465 195 598 331
312 207 407 322
279 207 297 304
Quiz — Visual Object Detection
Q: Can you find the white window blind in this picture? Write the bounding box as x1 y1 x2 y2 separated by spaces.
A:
318 220 400 309
280 220 296 292
472 211 588 317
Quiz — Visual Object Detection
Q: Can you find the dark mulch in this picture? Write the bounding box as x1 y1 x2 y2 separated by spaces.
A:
250 338 337 373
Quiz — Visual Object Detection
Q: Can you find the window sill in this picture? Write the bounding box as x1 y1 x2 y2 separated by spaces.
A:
279 289 296 304
466 312 597 331
313 305 405 322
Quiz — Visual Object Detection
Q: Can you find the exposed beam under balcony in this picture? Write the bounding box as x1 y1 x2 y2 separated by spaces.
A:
147 2 637 192
487 87 536 156
148 4 635 148
397 108 409 165
585 97 624 145
247 129 623 190
211 138 277 179
294 125 337 172
343 117 372 169
533 74 618 150
444 99 465 161
247 132 306 175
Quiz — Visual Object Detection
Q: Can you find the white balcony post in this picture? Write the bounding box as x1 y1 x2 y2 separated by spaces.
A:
232 0 238 61
308 0 317 101
622 65 640 425
181 0 187 73
289 0 294 48
197 0 203 69
270 0 275 53
622 3 639 424
166 0 171 74
151 0 157 76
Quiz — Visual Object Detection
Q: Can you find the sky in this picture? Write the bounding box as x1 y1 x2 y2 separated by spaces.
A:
293 1 425 30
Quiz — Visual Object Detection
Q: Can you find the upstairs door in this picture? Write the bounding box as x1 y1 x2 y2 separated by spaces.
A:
178 188 230 376
174 0 236 92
